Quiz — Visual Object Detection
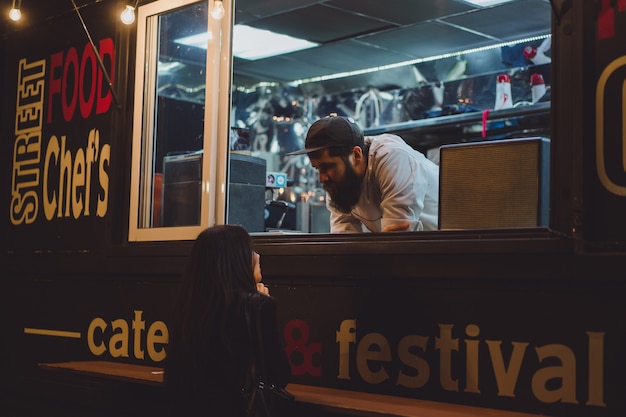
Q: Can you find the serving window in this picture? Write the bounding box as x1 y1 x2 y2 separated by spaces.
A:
128 0 552 241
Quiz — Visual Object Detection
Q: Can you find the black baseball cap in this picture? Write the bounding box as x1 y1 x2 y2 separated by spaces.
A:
286 116 364 156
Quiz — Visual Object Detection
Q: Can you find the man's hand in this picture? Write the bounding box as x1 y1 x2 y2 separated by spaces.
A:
383 222 411 232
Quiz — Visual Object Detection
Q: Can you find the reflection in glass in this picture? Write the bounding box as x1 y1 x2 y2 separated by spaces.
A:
142 2 207 228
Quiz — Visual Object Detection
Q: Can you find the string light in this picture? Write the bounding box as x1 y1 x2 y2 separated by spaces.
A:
211 0 225 20
9 0 22 21
120 1 137 25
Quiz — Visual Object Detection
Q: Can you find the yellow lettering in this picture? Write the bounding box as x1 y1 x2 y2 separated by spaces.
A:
97 142 110 217
12 59 45 225
147 321 168 362
464 324 480 394
58 136 72 218
132 310 145 360
586 331 605 407
396 334 429 389
356 333 391 384
71 148 85 219
43 135 59 220
532 344 577 404
87 317 107 356
109 318 129 358
336 319 356 380
10 190 38 225
486 340 528 397
84 129 98 216
435 324 459 392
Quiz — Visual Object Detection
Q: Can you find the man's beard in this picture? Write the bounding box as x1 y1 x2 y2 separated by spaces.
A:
325 160 363 214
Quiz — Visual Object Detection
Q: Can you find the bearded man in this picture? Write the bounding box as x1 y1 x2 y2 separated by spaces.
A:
287 116 439 232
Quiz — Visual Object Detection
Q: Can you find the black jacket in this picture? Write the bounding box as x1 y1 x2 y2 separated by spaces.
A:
165 293 291 416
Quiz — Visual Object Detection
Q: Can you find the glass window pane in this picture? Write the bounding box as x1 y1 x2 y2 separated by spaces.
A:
151 3 207 228
129 0 213 241
230 2 552 234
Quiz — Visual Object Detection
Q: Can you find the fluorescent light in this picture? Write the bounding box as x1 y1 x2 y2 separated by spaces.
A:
175 32 213 49
232 25 318 60
293 34 550 86
158 62 184 72
464 0 515 6
175 25 318 60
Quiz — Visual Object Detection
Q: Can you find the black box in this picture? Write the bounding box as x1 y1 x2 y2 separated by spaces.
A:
228 154 266 232
161 151 202 227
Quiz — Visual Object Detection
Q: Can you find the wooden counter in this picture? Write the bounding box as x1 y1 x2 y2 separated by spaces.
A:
39 361 545 417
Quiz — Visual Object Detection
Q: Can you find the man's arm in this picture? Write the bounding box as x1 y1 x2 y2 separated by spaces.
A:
328 203 362 232
382 222 411 232
374 139 433 232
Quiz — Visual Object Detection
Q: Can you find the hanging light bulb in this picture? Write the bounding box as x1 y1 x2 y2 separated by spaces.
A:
211 0 225 20
120 4 136 25
9 0 22 21
9 8 21 21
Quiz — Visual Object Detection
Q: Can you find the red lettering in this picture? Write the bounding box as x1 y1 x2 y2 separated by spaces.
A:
47 52 63 124
62 47 79 122
47 38 115 123
598 0 614 40
79 44 97 119
598 0 626 40
284 319 322 377
96 38 114 115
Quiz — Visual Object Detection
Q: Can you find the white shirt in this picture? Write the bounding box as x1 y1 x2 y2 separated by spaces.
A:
328 134 439 233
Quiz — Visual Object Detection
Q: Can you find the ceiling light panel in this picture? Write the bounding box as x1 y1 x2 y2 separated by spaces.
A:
463 0 516 7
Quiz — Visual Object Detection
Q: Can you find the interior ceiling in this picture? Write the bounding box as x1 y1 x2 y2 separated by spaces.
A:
233 0 552 87
0 0 552 93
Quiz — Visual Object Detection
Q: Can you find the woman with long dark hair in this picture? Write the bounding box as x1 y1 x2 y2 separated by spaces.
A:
165 225 291 415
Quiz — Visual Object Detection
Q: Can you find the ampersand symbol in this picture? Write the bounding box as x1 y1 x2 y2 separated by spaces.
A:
284 319 321 376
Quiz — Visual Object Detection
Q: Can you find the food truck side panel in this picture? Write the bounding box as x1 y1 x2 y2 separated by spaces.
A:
0 1 626 417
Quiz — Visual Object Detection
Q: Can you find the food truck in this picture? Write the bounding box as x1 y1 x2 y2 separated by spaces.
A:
1 0 625 416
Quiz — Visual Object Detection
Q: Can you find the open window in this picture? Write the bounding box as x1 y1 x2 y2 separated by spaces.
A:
229 0 552 234
129 0 552 240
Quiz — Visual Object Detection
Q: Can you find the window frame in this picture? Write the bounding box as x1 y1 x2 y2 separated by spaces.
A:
128 0 232 242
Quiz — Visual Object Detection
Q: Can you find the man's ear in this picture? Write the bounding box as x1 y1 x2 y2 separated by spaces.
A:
351 146 367 176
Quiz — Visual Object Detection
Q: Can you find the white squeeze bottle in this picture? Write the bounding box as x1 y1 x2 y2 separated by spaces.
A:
494 74 513 110
530 73 546 103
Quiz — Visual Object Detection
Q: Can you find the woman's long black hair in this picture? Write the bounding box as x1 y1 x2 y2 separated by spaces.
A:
165 224 258 399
